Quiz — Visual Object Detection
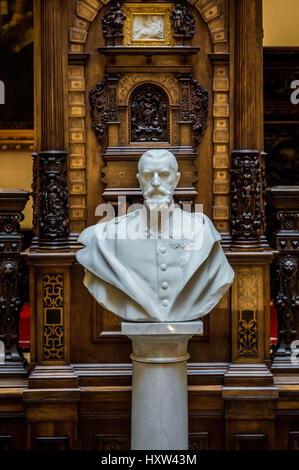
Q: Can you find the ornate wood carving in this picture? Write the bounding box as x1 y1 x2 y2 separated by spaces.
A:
36 0 71 245
107 74 120 122
69 0 228 54
178 75 192 122
102 2 126 46
177 75 208 149
117 73 180 106
89 77 109 149
237 271 258 358
275 253 298 356
90 73 208 148
238 309 258 358
32 153 38 233
43 273 65 361
38 151 70 246
130 84 169 143
268 188 299 368
0 190 29 370
190 79 208 149
171 2 195 45
231 150 263 248
232 0 265 249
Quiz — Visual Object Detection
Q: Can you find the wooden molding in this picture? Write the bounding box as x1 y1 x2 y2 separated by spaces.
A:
0 129 34 151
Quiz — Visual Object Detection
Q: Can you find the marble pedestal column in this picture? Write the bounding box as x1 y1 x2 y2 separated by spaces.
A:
122 321 203 450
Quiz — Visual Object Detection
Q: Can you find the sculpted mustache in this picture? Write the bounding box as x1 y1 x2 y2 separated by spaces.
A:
144 187 172 198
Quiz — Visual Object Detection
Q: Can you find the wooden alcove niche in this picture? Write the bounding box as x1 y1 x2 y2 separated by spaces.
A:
68 0 231 366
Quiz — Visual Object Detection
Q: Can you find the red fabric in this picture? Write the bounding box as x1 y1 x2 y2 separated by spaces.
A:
270 300 278 345
17 301 279 348
19 302 30 349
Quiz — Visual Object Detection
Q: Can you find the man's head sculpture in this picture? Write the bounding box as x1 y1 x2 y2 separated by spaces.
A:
137 150 180 209
76 148 235 323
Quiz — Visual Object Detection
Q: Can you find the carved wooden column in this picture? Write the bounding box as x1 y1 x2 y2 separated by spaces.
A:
0 189 29 377
224 1 277 449
34 0 70 249
268 187 299 372
24 0 78 394
231 0 264 250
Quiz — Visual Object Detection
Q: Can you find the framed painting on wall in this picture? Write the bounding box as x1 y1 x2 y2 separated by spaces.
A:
0 0 34 150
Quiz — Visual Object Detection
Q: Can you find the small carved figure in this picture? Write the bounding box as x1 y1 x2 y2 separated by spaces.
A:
102 2 126 37
171 2 195 37
231 151 262 239
131 84 168 142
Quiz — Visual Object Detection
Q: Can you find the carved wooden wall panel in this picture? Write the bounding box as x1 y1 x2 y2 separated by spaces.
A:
68 63 88 233
34 268 71 366
67 0 229 233
231 266 266 363
13 0 299 453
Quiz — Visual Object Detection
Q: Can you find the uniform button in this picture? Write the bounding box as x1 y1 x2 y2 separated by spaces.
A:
161 281 168 289
162 299 169 307
160 264 167 271
159 246 166 254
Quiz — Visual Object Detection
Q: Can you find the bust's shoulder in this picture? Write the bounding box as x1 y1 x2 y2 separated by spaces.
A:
178 210 221 240
178 208 207 223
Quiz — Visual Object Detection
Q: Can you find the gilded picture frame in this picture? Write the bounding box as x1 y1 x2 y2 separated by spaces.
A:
123 3 174 47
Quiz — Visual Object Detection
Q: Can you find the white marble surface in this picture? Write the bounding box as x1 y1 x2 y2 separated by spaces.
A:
76 150 234 323
133 15 164 40
123 321 202 450
122 320 203 336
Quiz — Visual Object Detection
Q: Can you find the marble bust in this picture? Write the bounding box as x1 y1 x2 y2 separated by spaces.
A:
76 150 234 322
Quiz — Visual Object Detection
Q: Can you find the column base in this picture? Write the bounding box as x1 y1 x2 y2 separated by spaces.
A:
122 321 203 450
0 362 28 379
28 365 79 389
271 355 299 374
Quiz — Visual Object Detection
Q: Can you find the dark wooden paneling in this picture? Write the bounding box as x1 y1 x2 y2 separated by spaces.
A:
189 432 209 450
35 436 70 450
0 436 13 450
233 434 267 450
289 431 299 450
94 434 130 451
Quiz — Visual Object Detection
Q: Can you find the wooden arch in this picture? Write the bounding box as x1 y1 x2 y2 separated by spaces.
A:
69 0 228 53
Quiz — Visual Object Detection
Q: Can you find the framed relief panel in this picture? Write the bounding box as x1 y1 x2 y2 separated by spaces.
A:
123 3 174 47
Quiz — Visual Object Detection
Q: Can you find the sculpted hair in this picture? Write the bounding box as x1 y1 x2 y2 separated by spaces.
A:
138 150 179 172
